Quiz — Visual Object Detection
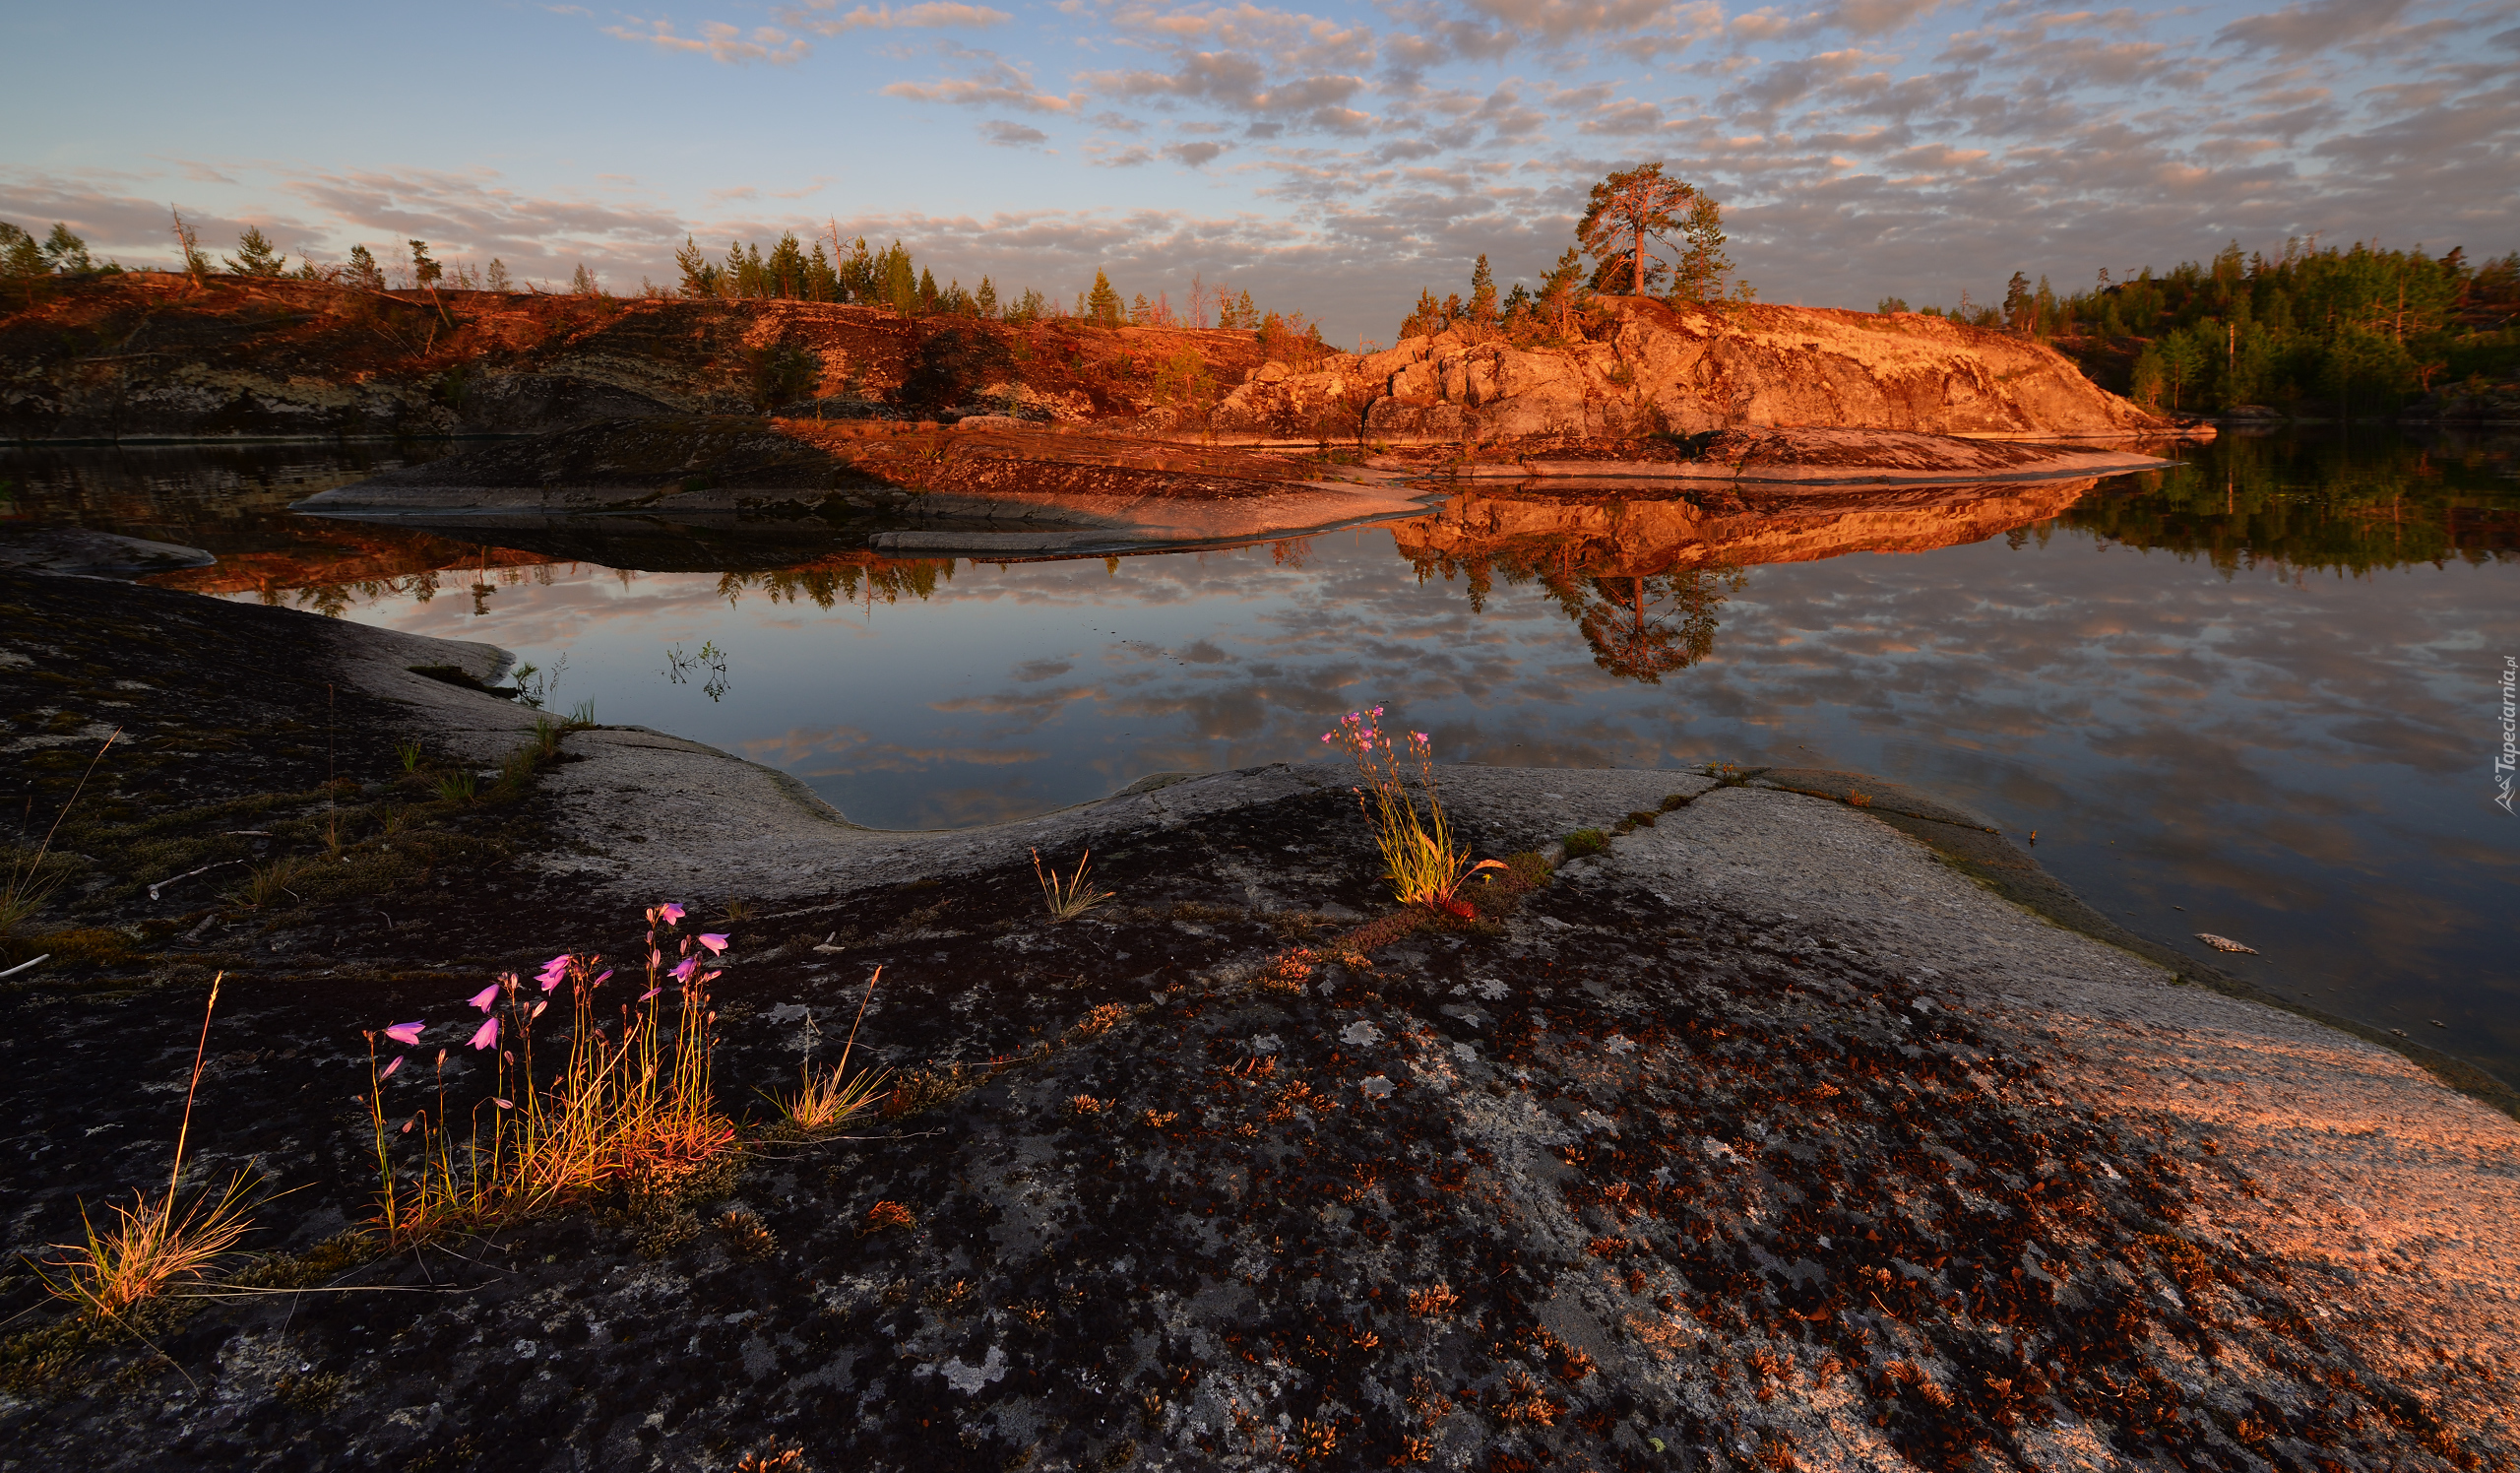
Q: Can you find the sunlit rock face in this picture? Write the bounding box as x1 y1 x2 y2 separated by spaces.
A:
1214 298 2173 443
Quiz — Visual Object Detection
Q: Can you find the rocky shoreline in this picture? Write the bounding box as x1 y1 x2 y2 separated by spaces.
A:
3 567 2514 1471
281 418 2173 558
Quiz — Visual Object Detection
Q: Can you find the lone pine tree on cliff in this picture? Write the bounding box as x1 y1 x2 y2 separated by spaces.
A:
1578 162 1734 302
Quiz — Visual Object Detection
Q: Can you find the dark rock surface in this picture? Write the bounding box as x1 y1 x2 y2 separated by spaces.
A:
2 568 2514 1472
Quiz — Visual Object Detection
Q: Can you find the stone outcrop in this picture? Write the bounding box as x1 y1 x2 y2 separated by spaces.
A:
1214 297 2181 443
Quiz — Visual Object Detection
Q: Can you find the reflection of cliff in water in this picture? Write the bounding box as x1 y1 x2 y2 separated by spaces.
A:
1389 479 2096 681
2062 433 2519 576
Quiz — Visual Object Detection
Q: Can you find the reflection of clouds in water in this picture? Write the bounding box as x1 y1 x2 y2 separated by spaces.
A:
269 481 2516 1073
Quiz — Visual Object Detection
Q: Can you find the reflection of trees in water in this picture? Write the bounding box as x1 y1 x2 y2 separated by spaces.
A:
715 556 958 609
2063 433 2520 577
1407 540 1744 683
1566 570 1741 683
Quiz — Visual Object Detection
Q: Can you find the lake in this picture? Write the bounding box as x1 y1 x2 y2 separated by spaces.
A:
4 428 2514 1082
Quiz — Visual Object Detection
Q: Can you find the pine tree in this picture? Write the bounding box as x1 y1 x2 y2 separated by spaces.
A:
409 240 442 288
1233 288 1257 330
1577 163 1695 295
345 244 385 291
487 258 512 292
976 276 998 318
675 237 718 298
1671 195 1733 303
916 266 939 314
840 237 879 303
768 233 808 299
1398 288 1445 340
570 262 600 296
42 224 94 274
1468 254 1496 324
883 242 916 314
806 242 839 301
1 223 47 308
1087 269 1122 326
2003 271 2034 334
226 226 284 277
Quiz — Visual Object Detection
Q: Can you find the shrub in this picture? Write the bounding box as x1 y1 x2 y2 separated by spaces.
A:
1563 828 1608 858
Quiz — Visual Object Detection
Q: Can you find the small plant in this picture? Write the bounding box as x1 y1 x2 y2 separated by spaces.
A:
2 728 117 949
532 714 566 760
396 737 424 774
720 897 753 925
434 769 477 804
762 967 889 1135
362 903 739 1244
1848 791 1872 807
566 699 598 729
31 974 259 1322
1032 849 1114 924
229 856 308 909
1563 828 1608 858
1322 708 1503 911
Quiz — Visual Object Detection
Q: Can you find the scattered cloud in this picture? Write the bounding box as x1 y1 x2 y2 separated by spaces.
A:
780 1 1011 34
981 118 1051 146
1165 140 1233 166
602 17 812 64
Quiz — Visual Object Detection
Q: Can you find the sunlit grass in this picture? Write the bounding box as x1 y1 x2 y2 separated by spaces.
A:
31 973 261 1322
1032 848 1114 923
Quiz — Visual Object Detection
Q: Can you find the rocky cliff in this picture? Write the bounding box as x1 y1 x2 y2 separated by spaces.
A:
1215 297 2180 443
6 275 2177 446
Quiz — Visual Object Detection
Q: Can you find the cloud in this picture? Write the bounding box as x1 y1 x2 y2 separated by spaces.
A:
1165 140 1233 166
884 55 1084 111
981 119 1051 146
781 0 1011 33
602 17 811 64
2216 0 2416 60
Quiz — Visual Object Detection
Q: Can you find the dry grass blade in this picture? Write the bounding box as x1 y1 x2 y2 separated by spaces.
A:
2 727 118 946
1033 849 1114 924
766 1059 893 1133
30 972 259 1320
38 1174 259 1319
766 965 888 1132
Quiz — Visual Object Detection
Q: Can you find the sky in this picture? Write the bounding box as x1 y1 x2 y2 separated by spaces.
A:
2 0 2515 343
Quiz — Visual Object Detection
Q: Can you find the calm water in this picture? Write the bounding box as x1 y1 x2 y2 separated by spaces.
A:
6 431 2515 1080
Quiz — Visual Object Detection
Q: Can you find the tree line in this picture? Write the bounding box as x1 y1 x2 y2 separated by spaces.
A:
668 226 1316 344
1397 163 1752 344
1880 239 2520 415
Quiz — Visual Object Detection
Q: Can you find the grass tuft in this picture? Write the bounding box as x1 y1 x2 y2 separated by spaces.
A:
29 973 260 1324
1032 848 1114 924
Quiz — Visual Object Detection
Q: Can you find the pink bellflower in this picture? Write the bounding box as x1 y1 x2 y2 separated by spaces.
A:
468 984 500 1012
659 902 685 926
470 1015 499 1051
672 956 700 984
384 1020 424 1046
380 1056 403 1080
697 933 728 956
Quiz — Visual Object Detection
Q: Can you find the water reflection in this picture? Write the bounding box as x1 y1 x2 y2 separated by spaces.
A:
4 430 2514 1083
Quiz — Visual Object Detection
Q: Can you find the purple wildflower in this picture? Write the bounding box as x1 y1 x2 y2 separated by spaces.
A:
697 933 728 956
672 956 699 984
384 1020 424 1046
380 1056 403 1080
659 902 685 926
